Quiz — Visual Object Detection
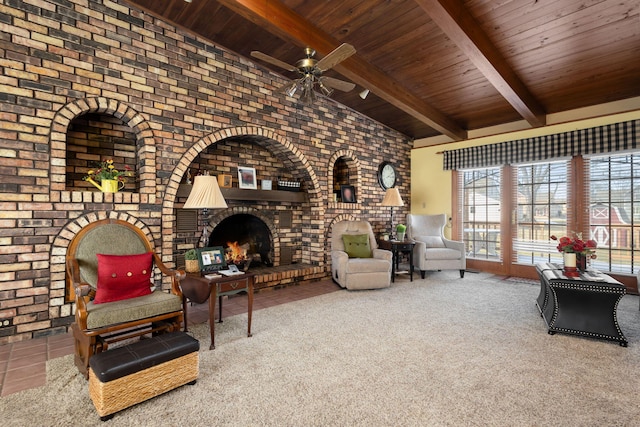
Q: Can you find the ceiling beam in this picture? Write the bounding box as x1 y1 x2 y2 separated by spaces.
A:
414 0 546 128
217 0 467 141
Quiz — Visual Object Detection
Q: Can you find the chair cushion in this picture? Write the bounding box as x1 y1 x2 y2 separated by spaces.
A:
425 247 462 260
345 258 390 273
94 253 153 304
415 235 445 248
342 234 372 258
86 289 182 330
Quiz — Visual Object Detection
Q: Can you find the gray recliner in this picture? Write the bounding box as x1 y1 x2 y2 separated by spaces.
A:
331 220 392 290
407 214 466 279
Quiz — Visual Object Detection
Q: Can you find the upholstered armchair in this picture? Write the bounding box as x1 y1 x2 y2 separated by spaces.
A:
331 220 393 290
66 219 185 378
406 214 466 279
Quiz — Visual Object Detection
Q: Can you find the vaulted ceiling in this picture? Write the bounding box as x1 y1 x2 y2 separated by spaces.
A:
125 0 640 142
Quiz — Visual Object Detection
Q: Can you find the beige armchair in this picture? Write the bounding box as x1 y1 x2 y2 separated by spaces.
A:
331 220 392 290
406 214 466 279
66 219 185 378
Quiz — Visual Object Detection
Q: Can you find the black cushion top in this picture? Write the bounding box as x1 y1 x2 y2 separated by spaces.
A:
89 332 199 382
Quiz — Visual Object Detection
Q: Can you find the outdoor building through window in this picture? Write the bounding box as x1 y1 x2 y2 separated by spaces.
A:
462 168 501 260
588 153 640 274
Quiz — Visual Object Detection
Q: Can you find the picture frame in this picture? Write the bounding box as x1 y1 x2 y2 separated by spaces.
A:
261 179 272 190
238 166 257 190
340 185 356 203
196 246 226 273
217 174 232 188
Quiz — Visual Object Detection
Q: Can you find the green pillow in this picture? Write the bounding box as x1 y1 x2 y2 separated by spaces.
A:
342 234 372 258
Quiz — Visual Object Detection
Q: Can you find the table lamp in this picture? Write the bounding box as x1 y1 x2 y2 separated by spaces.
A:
381 187 404 238
183 173 228 247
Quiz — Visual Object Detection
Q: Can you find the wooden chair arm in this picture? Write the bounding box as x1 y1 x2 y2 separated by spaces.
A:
67 257 91 329
152 253 184 298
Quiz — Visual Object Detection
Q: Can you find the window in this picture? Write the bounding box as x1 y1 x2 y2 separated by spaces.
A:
462 168 501 260
588 153 640 274
514 161 568 265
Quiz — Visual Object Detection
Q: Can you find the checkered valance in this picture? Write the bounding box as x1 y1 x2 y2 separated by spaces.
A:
443 119 640 170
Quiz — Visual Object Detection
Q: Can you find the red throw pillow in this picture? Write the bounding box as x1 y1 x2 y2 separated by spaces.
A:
93 252 153 304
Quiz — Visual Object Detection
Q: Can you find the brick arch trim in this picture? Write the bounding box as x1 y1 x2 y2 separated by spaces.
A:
49 97 156 193
50 211 164 310
324 214 361 265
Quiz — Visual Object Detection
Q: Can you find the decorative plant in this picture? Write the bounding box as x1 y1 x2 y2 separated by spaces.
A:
184 249 198 260
550 233 597 258
83 159 133 183
396 224 407 233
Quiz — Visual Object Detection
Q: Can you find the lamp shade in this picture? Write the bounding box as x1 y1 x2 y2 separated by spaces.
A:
183 175 228 209
381 187 404 207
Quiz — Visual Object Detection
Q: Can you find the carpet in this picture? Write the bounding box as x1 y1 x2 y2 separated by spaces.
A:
1 271 639 426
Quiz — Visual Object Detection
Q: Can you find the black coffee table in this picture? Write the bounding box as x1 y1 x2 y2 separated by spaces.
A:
535 262 628 346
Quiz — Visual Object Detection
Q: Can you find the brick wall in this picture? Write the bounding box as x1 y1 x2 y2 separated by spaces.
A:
0 0 412 343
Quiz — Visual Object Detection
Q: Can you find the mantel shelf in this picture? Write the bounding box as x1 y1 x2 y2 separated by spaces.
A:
177 184 307 203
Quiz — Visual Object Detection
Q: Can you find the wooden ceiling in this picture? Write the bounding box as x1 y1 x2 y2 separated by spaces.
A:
125 0 640 141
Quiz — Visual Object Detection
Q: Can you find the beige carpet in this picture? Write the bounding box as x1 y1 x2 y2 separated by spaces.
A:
1 271 639 426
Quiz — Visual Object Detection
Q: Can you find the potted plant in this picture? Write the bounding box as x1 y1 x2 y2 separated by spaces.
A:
184 249 199 273
396 223 407 241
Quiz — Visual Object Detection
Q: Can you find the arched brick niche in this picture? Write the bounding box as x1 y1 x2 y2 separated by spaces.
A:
328 149 362 207
163 126 325 268
49 97 157 199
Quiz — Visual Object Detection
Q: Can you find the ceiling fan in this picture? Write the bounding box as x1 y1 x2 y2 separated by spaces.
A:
251 43 357 104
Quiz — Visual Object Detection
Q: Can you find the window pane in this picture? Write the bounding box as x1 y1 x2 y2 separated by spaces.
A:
462 168 501 260
515 161 567 265
589 153 640 274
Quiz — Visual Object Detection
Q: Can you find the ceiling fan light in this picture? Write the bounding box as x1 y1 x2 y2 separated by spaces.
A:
359 89 370 99
319 81 333 97
284 81 298 97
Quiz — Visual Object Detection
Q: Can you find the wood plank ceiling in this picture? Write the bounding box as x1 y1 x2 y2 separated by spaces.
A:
125 0 640 142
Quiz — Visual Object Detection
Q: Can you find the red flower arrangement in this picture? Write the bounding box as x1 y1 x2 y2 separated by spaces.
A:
550 233 597 258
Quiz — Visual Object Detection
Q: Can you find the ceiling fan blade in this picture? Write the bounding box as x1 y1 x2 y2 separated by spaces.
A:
315 43 356 72
320 76 356 92
250 51 298 72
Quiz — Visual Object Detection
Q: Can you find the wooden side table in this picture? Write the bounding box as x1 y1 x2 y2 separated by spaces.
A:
180 273 254 350
377 240 415 282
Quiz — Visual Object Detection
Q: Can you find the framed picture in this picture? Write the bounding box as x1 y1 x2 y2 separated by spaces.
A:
261 179 272 190
217 174 232 188
196 246 226 273
238 166 257 189
340 185 356 203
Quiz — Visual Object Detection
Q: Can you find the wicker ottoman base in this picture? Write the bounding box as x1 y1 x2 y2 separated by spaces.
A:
88 333 199 420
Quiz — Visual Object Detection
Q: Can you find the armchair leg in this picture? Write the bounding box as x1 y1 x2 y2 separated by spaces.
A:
71 322 97 379
460 269 465 278
420 270 425 279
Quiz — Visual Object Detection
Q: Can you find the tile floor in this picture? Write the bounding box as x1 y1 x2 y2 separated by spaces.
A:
0 279 341 397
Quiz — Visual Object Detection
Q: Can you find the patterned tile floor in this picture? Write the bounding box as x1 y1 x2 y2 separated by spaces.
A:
0 279 341 397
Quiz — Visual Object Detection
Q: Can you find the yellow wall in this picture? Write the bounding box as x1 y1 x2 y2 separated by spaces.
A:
411 100 640 220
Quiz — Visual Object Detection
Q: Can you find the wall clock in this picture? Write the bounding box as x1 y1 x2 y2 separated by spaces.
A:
377 161 397 190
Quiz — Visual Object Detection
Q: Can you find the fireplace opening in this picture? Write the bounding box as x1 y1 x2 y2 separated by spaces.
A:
208 214 273 268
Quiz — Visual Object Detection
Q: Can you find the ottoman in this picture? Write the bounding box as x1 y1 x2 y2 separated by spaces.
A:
88 332 199 421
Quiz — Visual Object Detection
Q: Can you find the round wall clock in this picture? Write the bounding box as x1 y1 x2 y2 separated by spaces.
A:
377 161 397 190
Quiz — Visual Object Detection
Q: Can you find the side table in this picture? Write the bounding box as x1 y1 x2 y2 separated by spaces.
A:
180 273 254 350
377 240 415 282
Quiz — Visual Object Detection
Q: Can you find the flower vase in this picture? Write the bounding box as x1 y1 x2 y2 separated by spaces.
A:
396 232 405 241
563 252 579 277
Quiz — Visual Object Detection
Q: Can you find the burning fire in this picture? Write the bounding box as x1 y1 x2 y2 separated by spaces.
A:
226 241 248 265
